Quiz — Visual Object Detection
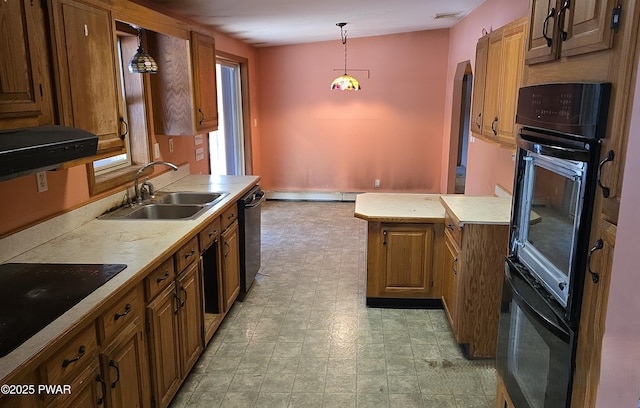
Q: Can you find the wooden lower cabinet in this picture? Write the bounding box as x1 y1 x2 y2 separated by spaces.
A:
441 213 509 358
47 363 105 408
147 252 203 408
221 220 241 312
366 222 443 301
442 230 461 337
495 372 515 408
100 318 150 408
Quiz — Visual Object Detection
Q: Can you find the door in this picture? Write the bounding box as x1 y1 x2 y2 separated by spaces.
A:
221 220 240 311
442 232 460 336
176 262 204 376
560 0 616 57
209 59 246 175
146 284 181 408
526 0 562 64
379 224 435 298
50 0 125 156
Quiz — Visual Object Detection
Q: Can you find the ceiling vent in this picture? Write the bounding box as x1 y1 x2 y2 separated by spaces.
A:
434 11 462 19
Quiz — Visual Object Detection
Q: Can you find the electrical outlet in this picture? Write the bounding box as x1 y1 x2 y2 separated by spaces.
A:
374 179 381 188
36 172 48 192
153 143 160 159
168 138 174 153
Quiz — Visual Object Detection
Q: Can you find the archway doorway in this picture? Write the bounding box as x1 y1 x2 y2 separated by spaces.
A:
447 61 473 194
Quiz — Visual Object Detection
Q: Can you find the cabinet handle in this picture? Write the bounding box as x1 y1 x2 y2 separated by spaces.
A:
587 239 603 284
180 287 187 308
475 113 482 129
224 241 230 257
96 375 106 406
198 108 205 125
596 150 614 198
114 303 131 321
227 213 235 220
61 345 85 368
119 117 128 140
208 229 218 237
184 249 196 259
382 230 387 245
558 0 570 41
108 360 120 388
542 7 556 47
174 290 182 314
491 116 498 136
156 271 170 283
446 223 454 231
452 257 458 275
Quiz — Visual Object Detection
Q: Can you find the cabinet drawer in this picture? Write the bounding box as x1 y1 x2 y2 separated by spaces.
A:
444 211 462 247
199 216 221 251
97 286 143 344
221 203 238 230
42 324 98 385
175 236 200 272
145 257 175 301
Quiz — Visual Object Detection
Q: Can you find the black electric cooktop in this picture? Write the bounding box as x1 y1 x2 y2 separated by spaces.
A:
0 263 127 358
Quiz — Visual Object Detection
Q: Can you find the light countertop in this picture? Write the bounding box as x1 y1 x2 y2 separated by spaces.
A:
354 193 512 226
354 193 445 223
0 174 259 382
440 195 512 226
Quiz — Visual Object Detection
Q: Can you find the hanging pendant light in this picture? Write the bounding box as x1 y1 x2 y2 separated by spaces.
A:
128 28 158 74
331 23 361 91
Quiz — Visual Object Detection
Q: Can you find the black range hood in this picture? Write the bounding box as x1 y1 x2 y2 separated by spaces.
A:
0 125 99 182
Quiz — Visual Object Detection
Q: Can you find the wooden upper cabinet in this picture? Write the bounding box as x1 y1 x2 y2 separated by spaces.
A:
49 0 125 157
470 34 488 136
473 17 526 148
525 0 617 65
190 32 218 132
0 0 55 128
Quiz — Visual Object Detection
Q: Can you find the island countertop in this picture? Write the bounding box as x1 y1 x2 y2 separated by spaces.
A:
354 193 445 223
440 194 512 226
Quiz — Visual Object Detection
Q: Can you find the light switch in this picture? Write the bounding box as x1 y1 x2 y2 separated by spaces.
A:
36 172 48 193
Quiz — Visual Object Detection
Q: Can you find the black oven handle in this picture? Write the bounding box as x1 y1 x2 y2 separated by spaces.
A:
517 130 591 162
506 266 571 342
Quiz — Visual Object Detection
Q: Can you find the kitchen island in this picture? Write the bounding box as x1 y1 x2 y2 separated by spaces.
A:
355 192 511 358
0 169 259 408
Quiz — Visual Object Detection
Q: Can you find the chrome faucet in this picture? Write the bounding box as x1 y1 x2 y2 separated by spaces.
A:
134 161 178 203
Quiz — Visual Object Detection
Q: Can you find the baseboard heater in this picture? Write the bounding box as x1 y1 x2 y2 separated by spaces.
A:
265 191 360 202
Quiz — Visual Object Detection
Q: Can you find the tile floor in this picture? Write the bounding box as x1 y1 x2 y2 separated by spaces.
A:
169 200 497 408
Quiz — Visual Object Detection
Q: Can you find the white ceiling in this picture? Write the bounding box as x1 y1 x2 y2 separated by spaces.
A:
144 0 486 46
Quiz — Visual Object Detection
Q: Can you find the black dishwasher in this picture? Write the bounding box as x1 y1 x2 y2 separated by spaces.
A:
237 185 264 300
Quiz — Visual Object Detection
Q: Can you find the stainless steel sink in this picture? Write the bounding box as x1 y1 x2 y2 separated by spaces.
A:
154 191 227 205
124 204 204 219
99 191 228 220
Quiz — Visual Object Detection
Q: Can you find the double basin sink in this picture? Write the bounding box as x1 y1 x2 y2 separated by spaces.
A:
101 191 228 220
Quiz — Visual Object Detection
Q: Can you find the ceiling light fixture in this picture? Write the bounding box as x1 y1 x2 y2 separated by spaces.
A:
128 28 158 74
331 23 360 91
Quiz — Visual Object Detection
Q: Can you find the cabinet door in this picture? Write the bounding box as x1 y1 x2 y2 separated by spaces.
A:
101 319 151 408
525 0 562 64
560 0 615 58
495 19 526 147
0 0 42 119
442 231 461 337
49 0 125 157
571 219 616 408
470 35 489 136
481 29 503 143
191 32 218 132
176 261 204 376
378 223 435 298
221 220 240 311
50 363 106 408
146 284 181 408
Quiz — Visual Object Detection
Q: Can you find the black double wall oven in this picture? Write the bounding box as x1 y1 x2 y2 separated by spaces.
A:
497 83 611 408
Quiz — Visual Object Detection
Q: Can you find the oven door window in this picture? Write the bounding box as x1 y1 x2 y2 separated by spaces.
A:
516 152 586 306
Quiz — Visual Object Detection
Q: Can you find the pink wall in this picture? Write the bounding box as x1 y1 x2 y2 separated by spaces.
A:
595 55 640 407
256 30 450 193
441 0 528 195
